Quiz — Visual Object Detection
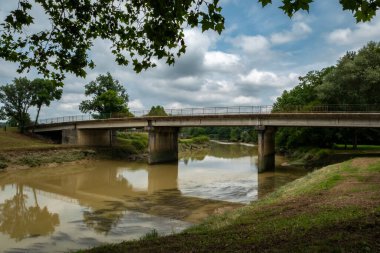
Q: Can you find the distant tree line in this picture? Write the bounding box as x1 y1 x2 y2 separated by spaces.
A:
181 127 258 143
273 41 380 149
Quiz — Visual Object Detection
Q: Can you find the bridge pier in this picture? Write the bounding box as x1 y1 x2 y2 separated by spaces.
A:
62 129 112 146
148 127 179 164
256 126 276 172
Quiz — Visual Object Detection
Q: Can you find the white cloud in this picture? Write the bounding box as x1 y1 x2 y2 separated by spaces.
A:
232 96 262 105
271 22 312 44
164 102 192 109
327 28 352 44
239 69 280 87
239 69 299 89
327 17 380 46
129 99 144 110
204 51 241 71
232 35 270 54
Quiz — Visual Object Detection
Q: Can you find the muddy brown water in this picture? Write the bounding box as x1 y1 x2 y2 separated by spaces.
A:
0 142 307 253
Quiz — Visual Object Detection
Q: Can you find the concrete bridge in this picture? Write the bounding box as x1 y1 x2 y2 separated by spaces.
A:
31 105 380 172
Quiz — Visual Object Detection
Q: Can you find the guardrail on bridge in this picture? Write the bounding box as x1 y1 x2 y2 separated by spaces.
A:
37 104 380 125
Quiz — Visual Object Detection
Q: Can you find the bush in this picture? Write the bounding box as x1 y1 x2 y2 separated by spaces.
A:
19 156 42 167
116 132 148 152
192 135 210 144
0 161 7 169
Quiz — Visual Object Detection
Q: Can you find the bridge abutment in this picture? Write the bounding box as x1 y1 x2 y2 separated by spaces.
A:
62 129 112 146
148 127 179 164
256 126 276 172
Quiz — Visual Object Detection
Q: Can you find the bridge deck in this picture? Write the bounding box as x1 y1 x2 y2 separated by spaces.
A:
33 113 380 132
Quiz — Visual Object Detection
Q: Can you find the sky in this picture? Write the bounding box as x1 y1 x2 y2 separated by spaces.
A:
1 0 380 120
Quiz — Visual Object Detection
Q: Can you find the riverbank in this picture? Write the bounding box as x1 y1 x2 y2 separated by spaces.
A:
282 146 380 169
78 157 380 252
0 130 211 170
0 129 148 170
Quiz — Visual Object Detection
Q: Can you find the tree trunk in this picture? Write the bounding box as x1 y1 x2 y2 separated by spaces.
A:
33 105 42 132
33 188 39 207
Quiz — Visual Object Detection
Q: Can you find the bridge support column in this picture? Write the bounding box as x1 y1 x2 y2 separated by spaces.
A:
148 127 179 164
256 126 276 173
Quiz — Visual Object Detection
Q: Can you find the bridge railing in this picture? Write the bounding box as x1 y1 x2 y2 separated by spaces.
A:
37 104 380 125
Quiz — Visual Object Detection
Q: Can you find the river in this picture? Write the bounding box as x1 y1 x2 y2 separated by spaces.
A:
0 142 307 253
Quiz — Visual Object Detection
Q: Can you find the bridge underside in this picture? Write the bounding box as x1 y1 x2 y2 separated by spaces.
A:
42 126 273 172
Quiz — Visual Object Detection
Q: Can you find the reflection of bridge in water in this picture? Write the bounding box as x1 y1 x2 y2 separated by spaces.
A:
0 153 304 238
0 162 246 235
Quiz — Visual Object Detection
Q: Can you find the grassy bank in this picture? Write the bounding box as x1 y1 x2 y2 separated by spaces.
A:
284 145 380 169
0 129 150 170
179 135 210 152
0 127 57 151
79 157 380 252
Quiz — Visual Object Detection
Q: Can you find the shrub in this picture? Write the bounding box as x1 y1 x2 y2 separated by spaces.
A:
192 135 210 144
0 161 7 169
19 156 42 167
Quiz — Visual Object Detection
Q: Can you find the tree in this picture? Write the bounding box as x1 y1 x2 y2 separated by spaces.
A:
0 108 6 121
147 105 168 116
0 1 378 81
317 41 380 106
273 68 339 149
30 79 63 126
0 77 34 132
79 73 131 118
273 41 380 149
0 0 224 81
258 0 379 22
273 67 334 112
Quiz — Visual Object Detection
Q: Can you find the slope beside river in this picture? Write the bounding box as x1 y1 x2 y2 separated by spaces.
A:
79 157 380 253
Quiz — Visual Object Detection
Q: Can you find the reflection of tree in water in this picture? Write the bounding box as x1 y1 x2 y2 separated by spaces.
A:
209 142 256 158
81 176 130 234
82 201 126 234
0 184 60 241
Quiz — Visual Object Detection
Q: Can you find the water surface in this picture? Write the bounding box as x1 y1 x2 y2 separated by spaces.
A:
0 142 307 252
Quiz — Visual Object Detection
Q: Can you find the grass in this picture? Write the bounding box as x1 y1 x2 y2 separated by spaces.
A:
78 157 380 253
116 132 148 153
179 135 210 153
179 135 210 145
334 144 380 150
0 127 56 150
16 150 92 167
0 127 98 169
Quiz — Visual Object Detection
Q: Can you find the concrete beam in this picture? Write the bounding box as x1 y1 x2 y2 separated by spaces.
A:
148 127 179 164
256 126 276 173
33 113 380 133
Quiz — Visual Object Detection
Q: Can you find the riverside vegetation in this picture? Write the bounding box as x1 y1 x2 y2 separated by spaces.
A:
77 157 380 253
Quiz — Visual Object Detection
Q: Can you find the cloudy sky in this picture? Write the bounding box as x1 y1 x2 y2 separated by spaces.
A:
1 0 380 120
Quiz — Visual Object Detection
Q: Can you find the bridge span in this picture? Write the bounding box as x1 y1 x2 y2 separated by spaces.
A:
31 106 380 172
